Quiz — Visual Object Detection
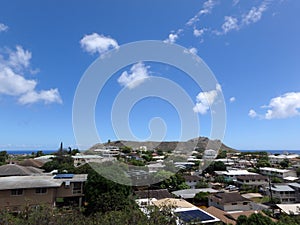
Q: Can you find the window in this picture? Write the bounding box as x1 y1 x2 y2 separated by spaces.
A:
243 202 248 205
35 188 47 194
11 189 23 196
232 203 237 205
73 182 82 194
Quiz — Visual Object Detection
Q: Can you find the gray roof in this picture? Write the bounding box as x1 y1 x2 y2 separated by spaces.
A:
0 174 88 190
270 185 295 192
288 183 300 189
173 188 219 199
0 164 43 176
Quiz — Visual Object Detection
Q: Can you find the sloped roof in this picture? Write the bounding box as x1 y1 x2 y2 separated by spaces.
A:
0 164 43 176
210 192 251 204
204 206 236 225
135 189 173 200
153 198 195 208
18 159 45 168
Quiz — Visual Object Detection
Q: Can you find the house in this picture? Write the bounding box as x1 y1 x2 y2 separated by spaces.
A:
269 154 299 165
172 188 219 199
134 189 173 200
72 154 104 167
276 203 300 215
266 184 296 204
235 174 268 187
153 198 220 224
287 183 300 202
208 192 252 211
0 164 43 177
216 169 258 182
204 206 275 225
0 174 87 211
203 149 218 160
183 175 202 189
260 167 297 179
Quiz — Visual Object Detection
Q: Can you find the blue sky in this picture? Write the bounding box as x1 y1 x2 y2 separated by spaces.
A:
0 0 299 150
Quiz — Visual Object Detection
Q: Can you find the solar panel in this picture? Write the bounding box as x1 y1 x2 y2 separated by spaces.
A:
176 209 215 223
54 174 74 179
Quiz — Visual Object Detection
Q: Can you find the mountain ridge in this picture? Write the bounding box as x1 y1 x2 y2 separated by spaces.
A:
89 137 237 152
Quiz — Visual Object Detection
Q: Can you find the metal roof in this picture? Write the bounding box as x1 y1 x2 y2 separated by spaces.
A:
270 185 295 192
0 174 87 190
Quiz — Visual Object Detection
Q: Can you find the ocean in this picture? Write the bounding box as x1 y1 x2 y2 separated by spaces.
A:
4 149 300 155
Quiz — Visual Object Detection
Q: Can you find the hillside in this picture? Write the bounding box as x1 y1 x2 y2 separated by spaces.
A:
89 137 237 153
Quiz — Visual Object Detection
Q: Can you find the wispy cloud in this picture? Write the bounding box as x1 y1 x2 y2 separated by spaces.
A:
0 46 62 105
80 33 119 55
242 2 269 25
221 16 239 34
249 92 300 119
117 62 150 89
0 23 8 32
218 0 271 35
193 84 222 114
186 0 218 26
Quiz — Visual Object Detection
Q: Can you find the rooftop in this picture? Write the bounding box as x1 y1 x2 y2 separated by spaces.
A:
269 184 295 192
172 188 219 199
0 164 43 177
0 174 87 190
134 189 173 200
210 192 251 204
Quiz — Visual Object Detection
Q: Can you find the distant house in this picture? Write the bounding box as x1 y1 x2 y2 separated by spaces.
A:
0 164 43 177
134 189 173 200
172 188 219 199
260 167 297 179
235 174 268 187
269 154 299 165
153 198 220 224
208 192 252 211
216 169 258 182
204 206 275 225
183 175 202 189
267 184 296 204
72 154 104 167
0 174 87 211
203 149 218 160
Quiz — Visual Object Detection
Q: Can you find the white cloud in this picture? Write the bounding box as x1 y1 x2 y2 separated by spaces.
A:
8 45 32 71
117 62 150 89
187 47 198 55
186 0 217 26
242 3 268 25
249 92 300 119
230 97 236 103
248 109 257 118
80 33 119 55
193 28 205 37
18 89 62 105
164 33 178 44
221 16 239 34
0 67 36 96
193 84 222 114
0 46 62 105
264 92 300 119
0 23 8 32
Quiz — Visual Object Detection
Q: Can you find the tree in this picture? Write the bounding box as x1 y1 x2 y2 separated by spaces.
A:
0 151 8 165
84 169 134 215
256 159 271 168
279 159 290 169
236 213 275 225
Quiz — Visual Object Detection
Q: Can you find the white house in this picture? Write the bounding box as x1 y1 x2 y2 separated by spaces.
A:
260 167 297 179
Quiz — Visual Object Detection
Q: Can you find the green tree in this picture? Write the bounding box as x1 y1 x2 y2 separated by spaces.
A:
279 159 290 168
